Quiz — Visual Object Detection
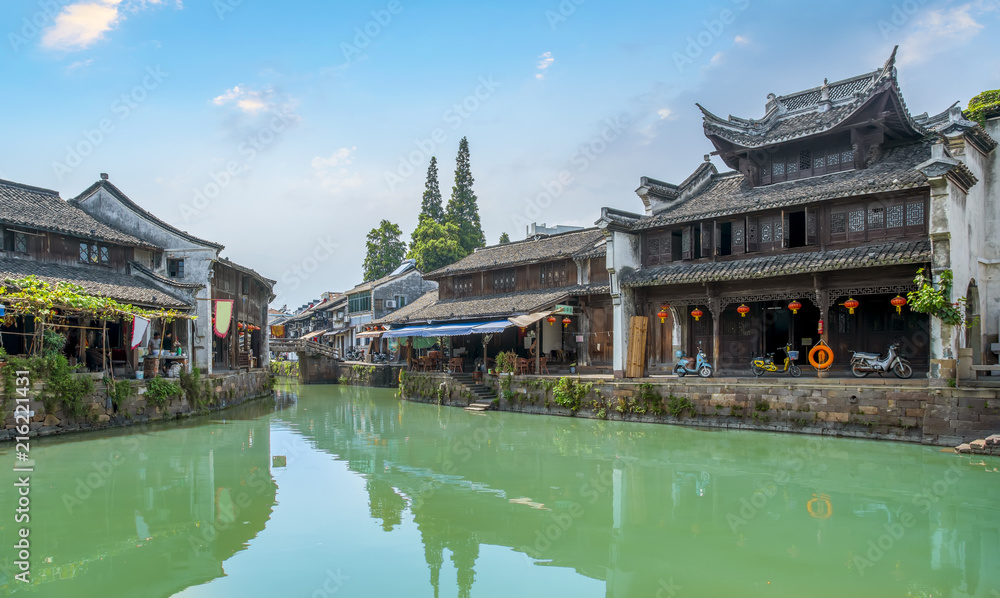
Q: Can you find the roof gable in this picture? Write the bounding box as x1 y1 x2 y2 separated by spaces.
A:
0 178 154 248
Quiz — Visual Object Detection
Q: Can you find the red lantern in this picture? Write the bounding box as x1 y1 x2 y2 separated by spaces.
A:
736 304 750 318
691 308 704 321
844 298 860 315
562 317 571 328
788 300 802 315
891 295 907 314
657 306 669 324
547 315 557 326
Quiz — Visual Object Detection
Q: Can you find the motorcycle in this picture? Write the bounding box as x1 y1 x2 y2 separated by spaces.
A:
371 351 390 364
673 347 714 378
345 347 365 362
751 343 801 377
850 342 913 379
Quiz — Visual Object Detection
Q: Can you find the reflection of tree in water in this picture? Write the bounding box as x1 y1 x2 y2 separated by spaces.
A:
422 529 445 598
451 531 480 598
416 508 480 598
365 477 406 531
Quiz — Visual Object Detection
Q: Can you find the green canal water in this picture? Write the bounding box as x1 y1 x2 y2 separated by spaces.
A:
2 383 999 597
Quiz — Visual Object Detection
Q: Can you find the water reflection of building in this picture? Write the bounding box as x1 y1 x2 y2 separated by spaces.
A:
31 402 278 596
277 388 1000 598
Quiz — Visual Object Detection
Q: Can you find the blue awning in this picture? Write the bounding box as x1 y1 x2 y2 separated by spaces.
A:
382 320 512 338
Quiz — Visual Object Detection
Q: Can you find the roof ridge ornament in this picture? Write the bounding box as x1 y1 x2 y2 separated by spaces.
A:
818 78 831 112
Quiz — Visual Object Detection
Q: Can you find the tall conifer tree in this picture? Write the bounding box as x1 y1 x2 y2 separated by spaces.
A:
445 137 486 255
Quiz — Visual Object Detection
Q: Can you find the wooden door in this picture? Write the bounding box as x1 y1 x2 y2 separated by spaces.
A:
626 316 648 378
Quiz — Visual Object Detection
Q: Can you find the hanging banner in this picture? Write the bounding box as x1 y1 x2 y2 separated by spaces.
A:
130 316 150 349
214 300 234 338
270 325 285 338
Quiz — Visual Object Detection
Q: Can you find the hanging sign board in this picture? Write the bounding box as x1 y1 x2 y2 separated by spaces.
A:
553 305 574 316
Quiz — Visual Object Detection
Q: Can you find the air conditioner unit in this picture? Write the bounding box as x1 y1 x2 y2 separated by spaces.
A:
385 300 397 309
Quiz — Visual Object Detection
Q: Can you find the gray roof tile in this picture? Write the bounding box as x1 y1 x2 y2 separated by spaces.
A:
426 228 606 278
621 240 931 287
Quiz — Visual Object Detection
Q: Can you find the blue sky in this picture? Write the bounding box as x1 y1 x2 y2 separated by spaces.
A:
2 0 999 308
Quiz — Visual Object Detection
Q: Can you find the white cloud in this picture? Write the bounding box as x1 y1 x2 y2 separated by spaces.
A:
734 35 749 45
535 51 554 80
657 108 673 120
312 147 363 193
709 51 724 65
895 1 996 66
213 85 277 115
41 0 181 52
66 58 94 71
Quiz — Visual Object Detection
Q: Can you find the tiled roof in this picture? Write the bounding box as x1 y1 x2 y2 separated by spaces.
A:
628 140 931 231
215 257 276 288
426 228 607 278
347 263 419 294
373 285 610 325
0 257 191 309
620 240 931 287
0 179 154 248
698 48 927 149
72 180 224 250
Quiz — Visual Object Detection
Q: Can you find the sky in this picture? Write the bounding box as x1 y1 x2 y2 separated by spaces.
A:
2 0 999 310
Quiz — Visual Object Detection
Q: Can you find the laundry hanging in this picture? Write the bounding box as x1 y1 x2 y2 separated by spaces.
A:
130 316 150 349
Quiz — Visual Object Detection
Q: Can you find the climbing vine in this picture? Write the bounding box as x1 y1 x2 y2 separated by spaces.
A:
552 377 593 412
966 89 1000 126
907 268 965 326
0 275 193 321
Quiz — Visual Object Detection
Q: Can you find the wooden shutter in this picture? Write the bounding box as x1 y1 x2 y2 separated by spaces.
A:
885 200 904 238
805 207 817 246
746 216 759 252
781 211 790 249
731 219 745 254
681 226 693 260
701 221 713 258
626 316 648 378
715 221 723 256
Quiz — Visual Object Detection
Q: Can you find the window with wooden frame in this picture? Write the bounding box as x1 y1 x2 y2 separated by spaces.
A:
167 258 185 278
454 275 474 297
645 230 672 265
3 231 28 254
756 213 783 252
759 143 855 185
78 242 106 264
492 268 516 294
828 197 926 244
540 262 568 287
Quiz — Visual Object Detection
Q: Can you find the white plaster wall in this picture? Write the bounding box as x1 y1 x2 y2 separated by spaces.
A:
606 229 640 375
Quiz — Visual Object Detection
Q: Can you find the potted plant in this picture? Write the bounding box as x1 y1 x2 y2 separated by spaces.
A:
569 363 577 374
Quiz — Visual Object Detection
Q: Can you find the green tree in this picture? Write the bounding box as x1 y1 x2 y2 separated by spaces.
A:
445 137 486 255
407 217 465 273
363 220 407 281
499 232 510 244
419 157 444 224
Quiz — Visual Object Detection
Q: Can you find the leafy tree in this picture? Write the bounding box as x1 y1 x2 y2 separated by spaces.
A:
499 232 511 244
419 157 444 224
408 217 465 273
363 220 407 281
445 137 486 255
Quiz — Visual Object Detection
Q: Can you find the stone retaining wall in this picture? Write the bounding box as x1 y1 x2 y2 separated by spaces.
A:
2 370 273 441
399 373 1000 446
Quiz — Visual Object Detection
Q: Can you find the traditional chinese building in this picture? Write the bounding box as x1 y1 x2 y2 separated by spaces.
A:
375 228 612 370
599 48 998 378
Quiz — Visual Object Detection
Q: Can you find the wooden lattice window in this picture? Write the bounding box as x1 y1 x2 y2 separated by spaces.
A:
645 231 672 265
492 269 516 294
540 262 568 287
454 276 474 297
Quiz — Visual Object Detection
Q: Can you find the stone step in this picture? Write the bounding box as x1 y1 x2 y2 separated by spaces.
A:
986 434 1000 445
464 404 489 412
956 443 973 453
971 439 987 450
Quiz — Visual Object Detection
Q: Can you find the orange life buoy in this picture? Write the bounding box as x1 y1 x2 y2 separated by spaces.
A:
807 493 833 519
808 344 834 370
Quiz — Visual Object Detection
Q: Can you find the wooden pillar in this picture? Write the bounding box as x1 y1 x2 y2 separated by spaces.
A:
708 298 721 370
535 320 541 374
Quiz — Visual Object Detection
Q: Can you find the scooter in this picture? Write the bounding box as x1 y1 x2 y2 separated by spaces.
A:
850 342 913 379
751 343 802 377
673 347 714 378
371 351 390 364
